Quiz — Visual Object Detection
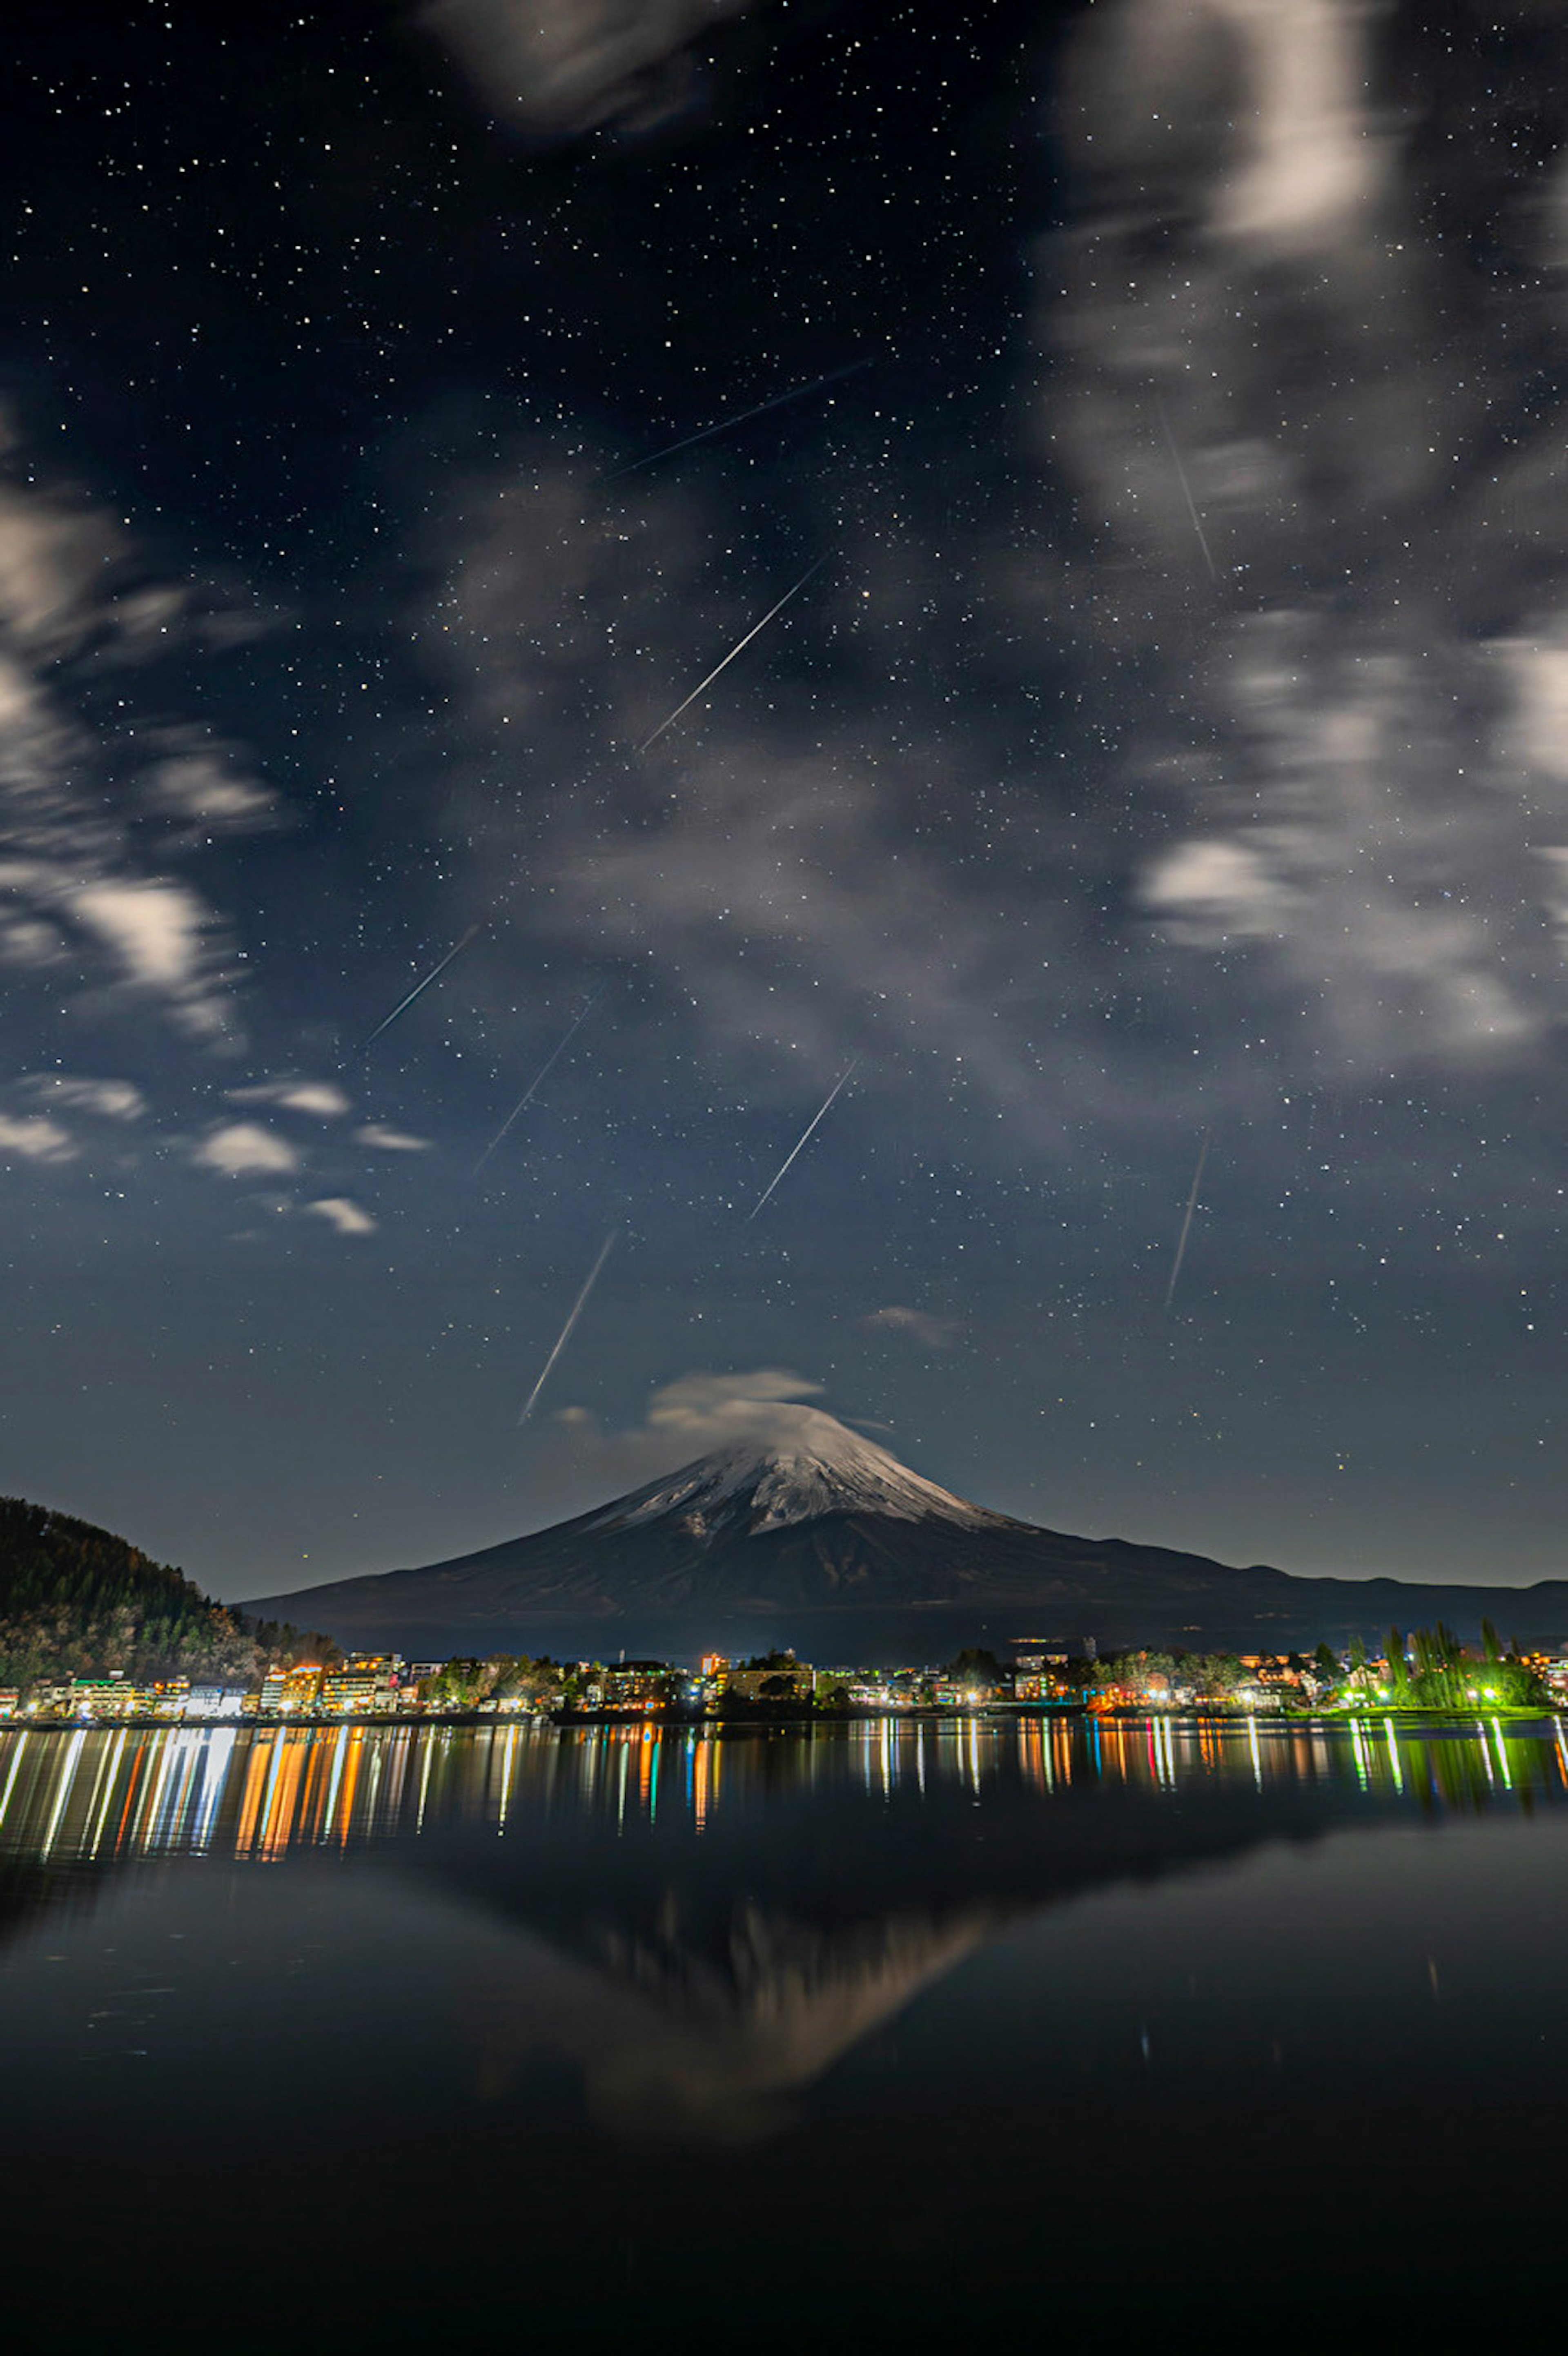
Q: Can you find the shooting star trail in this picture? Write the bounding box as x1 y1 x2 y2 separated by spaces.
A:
602 360 872 481
518 1229 619 1427
473 980 610 1176
365 926 480 1046
748 1058 860 1220
1164 1125 1212 1310
1154 396 1218 583
637 558 826 753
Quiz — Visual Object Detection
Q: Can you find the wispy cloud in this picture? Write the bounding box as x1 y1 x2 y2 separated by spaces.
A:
0 419 278 1042
140 752 283 839
231 1080 353 1119
419 0 757 137
0 1113 76 1164
305 1196 379 1237
193 1122 302 1179
862 1306 960 1350
22 1075 147 1122
355 1123 432 1151
1044 0 1568 1075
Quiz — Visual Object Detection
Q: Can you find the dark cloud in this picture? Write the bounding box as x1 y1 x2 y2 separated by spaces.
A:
419 0 760 136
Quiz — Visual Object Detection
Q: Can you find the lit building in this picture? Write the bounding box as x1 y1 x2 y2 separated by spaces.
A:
1014 1643 1070 1703
591 1660 673 1711
183 1685 247 1719
320 1654 405 1715
58 1675 188 1718
259 1663 325 1714
726 1655 815 1704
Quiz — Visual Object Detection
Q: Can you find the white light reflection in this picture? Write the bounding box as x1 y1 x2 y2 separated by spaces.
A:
321 1726 350 1843
193 1729 236 1848
88 1728 127 1857
40 1728 86 1857
415 1728 434 1833
497 1724 519 1832
0 1731 31 1834
252 1731 287 1858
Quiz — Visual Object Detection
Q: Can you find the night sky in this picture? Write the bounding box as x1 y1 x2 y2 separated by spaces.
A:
3 0 1565 1602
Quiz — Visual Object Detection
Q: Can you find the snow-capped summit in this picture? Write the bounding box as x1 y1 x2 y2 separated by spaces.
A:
586 1407 1004 1542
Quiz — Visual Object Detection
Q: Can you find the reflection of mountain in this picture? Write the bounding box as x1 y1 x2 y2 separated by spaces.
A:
430 1762 1414 2142
3 1717 1561 2144
468 1894 1002 2142
246 1409 1568 1658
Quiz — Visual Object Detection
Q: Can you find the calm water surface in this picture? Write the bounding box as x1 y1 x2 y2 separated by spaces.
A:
2 1713 1566 2345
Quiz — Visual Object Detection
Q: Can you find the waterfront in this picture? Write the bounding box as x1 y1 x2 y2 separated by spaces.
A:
2 1715 1566 2343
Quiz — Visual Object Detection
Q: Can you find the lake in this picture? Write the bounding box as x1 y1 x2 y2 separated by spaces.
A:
2 1713 1566 2345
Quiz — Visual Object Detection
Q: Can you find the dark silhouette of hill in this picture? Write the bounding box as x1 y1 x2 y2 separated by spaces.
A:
0 1495 328 1686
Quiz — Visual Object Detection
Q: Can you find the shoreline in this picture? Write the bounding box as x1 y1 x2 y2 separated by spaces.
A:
1 1704 1561 1736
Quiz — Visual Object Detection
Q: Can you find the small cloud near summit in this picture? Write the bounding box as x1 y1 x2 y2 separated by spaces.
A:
642 1367 826 1447
526 1368 836 1526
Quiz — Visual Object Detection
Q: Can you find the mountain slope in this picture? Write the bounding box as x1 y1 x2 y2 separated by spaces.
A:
246 1410 1568 1661
0 1495 326 1687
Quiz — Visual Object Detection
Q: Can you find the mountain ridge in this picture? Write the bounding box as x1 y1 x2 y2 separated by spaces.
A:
245 1410 1568 1661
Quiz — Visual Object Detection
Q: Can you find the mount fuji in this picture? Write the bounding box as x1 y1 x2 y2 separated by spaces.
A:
246 1407 1568 1662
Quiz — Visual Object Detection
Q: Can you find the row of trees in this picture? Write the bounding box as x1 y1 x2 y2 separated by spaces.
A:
1091 1649 1270 1701
416 1655 573 1708
1361 1621 1548 1710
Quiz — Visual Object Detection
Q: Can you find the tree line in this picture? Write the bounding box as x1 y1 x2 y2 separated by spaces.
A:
0 1496 330 1688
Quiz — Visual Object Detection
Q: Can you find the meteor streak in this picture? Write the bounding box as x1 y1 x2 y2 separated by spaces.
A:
474 980 609 1176
518 1229 619 1427
365 926 480 1046
603 360 872 480
748 1058 859 1220
1154 396 1218 583
637 559 826 753
1164 1125 1212 1310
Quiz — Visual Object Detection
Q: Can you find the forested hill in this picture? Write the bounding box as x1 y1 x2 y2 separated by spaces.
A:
0 1496 325 1688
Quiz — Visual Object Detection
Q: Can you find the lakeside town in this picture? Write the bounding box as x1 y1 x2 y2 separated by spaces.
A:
5 1626 1566 1725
